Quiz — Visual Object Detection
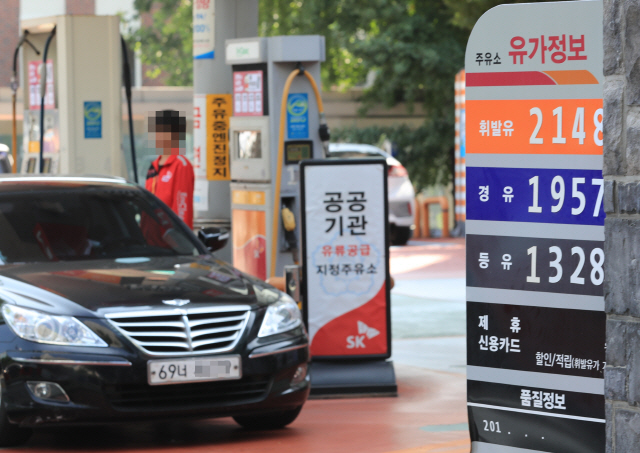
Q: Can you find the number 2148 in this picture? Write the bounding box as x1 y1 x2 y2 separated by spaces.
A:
529 106 603 147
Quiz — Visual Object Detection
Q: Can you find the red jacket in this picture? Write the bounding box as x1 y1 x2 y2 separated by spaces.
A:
146 155 194 229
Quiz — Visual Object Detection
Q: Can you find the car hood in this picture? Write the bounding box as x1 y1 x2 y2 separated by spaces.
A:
0 255 282 318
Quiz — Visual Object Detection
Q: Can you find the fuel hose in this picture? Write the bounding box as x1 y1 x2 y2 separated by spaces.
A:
39 26 56 173
11 31 39 173
120 36 138 184
269 65 329 278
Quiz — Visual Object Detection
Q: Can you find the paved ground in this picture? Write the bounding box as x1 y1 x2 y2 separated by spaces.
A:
12 238 470 453
388 238 469 452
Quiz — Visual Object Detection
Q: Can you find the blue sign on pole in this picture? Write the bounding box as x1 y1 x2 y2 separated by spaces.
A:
84 101 102 139
287 93 309 139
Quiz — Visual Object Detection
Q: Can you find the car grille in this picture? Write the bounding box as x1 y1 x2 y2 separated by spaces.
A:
107 376 271 411
105 306 251 356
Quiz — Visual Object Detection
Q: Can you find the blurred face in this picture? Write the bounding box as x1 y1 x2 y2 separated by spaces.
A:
155 125 178 155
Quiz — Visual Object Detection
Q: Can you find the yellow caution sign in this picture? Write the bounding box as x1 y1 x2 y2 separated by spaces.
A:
206 94 232 181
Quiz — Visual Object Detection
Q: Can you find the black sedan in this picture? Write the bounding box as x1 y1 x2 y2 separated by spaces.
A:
0 175 309 446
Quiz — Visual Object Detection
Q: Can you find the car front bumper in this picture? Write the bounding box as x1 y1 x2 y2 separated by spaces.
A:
3 342 309 428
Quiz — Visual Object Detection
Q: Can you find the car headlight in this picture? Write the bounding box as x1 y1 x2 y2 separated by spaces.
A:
258 294 303 338
2 304 107 347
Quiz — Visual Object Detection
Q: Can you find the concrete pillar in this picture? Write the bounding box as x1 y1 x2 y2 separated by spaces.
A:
193 0 258 262
604 0 640 450
0 0 19 89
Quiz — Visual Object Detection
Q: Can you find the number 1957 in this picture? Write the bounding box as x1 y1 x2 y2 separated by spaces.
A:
528 175 603 217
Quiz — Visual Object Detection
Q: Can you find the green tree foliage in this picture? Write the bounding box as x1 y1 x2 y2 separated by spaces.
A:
443 0 552 32
126 0 194 86
261 0 551 189
259 0 369 90
261 0 467 188
332 123 452 191
261 1 466 109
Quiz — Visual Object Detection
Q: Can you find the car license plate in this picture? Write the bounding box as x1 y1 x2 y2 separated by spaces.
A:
147 356 242 385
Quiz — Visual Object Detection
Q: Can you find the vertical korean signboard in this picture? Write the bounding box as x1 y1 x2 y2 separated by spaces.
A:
301 160 391 359
205 94 232 181
465 2 604 453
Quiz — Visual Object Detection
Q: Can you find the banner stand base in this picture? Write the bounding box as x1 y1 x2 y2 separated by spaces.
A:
309 360 397 398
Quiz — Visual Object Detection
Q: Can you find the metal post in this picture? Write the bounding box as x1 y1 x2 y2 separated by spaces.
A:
284 265 301 307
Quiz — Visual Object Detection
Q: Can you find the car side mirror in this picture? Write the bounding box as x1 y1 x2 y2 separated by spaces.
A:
197 227 229 253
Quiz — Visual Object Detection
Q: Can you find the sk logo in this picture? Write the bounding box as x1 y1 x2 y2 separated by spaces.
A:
346 321 380 349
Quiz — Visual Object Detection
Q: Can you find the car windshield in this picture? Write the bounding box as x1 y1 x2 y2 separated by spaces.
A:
0 186 201 263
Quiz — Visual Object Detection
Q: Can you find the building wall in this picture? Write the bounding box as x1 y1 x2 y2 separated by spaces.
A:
603 0 640 451
0 0 20 91
20 0 65 21
65 0 95 15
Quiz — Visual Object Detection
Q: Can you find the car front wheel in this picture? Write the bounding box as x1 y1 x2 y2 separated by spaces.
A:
233 405 303 430
390 225 413 246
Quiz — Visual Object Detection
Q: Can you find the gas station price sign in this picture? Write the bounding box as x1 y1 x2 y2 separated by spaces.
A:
300 160 391 360
465 2 604 452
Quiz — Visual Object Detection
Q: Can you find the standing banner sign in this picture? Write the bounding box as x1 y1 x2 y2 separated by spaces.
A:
465 2 605 453
301 160 391 359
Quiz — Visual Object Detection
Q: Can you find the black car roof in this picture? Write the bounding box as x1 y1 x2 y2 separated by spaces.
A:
0 175 136 193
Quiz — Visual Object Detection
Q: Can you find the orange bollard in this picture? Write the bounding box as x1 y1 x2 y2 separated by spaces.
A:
419 196 450 238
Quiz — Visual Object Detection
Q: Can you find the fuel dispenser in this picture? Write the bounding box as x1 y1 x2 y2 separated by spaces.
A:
225 36 327 280
18 15 126 177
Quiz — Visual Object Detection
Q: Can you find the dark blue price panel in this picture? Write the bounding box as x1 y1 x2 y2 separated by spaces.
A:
467 234 604 296
468 380 604 420
468 405 604 453
467 167 605 226
467 302 605 377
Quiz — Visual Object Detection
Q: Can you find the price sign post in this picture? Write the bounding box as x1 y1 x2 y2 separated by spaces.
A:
465 2 604 452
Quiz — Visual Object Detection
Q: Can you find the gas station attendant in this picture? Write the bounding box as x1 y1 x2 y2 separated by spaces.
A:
145 110 195 229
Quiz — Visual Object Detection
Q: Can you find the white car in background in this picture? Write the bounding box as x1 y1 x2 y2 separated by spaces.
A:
327 143 416 245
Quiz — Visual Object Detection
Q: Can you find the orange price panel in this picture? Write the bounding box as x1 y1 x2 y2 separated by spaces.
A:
467 98 603 155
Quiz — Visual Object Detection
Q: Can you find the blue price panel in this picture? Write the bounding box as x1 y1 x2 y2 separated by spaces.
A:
467 167 605 226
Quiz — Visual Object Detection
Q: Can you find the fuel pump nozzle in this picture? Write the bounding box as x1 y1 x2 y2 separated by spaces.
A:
318 114 331 159
295 63 330 158
281 205 299 265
